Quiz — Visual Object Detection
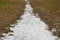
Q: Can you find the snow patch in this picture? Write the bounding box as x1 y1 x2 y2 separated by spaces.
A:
1 0 57 40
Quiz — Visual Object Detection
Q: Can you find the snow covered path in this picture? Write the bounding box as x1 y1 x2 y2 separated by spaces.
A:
1 0 57 40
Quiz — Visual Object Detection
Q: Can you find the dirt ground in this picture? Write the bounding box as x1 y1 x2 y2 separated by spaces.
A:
29 0 60 37
0 0 25 37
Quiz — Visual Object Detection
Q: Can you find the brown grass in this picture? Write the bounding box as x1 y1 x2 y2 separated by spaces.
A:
29 0 60 37
0 0 25 37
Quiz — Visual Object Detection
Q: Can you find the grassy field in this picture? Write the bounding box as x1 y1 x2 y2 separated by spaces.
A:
0 0 25 37
29 0 60 37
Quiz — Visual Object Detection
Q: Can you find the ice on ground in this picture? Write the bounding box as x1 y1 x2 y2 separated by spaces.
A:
1 0 57 40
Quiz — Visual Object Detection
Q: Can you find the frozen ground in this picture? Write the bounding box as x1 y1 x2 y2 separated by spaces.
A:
0 0 57 40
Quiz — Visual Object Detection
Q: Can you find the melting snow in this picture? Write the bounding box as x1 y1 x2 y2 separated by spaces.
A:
1 0 57 40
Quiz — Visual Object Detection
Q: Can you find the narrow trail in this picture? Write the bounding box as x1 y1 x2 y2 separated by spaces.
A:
0 0 57 40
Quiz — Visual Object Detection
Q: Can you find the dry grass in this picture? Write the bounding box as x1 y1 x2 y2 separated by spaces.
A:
29 0 60 37
0 0 25 37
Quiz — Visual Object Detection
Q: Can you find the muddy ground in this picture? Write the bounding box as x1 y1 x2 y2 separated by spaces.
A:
0 0 25 37
29 0 60 37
